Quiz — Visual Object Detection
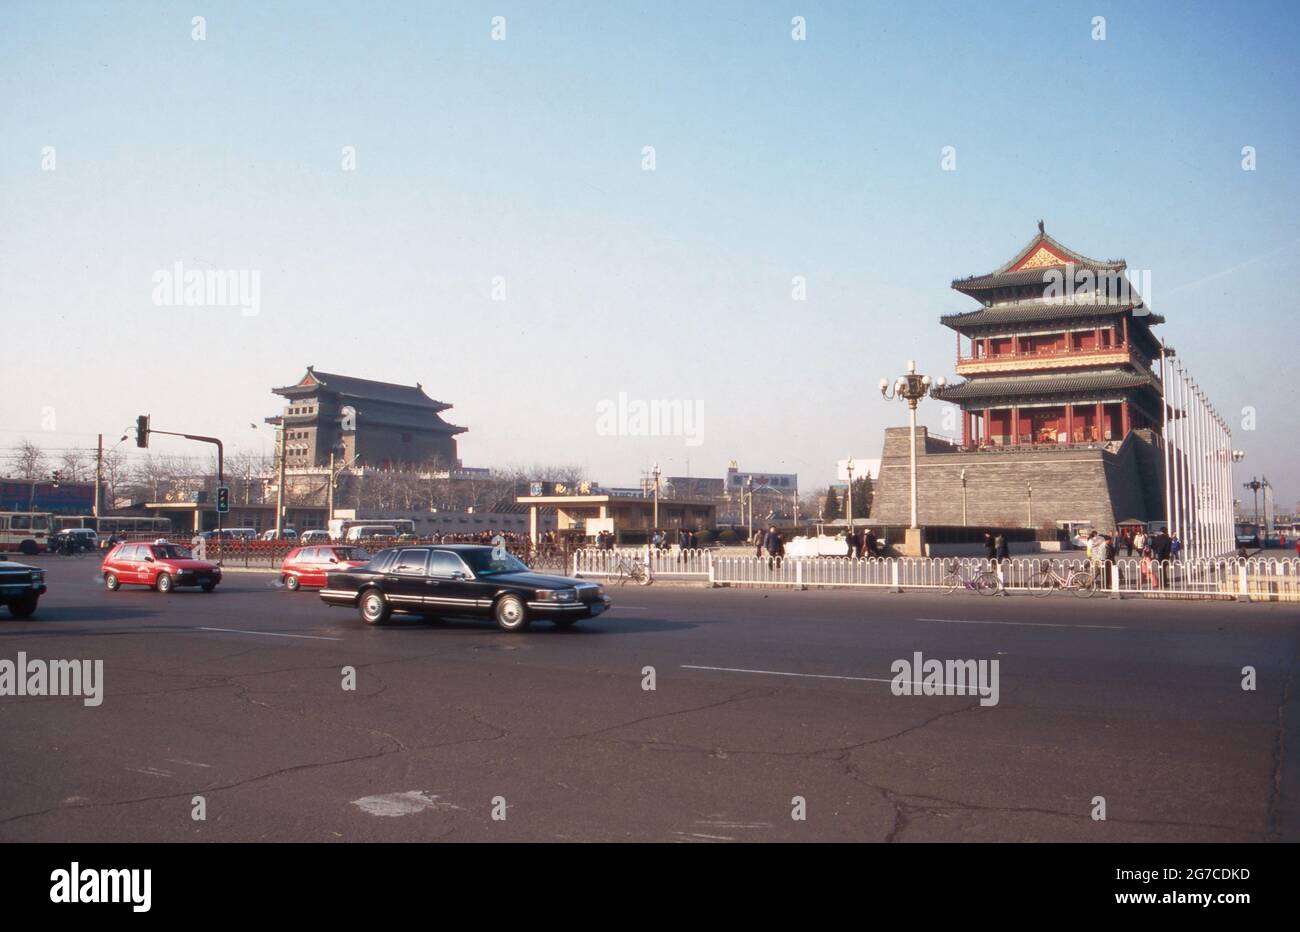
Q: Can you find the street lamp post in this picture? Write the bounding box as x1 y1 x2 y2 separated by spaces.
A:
880 360 946 556
1243 477 1263 548
960 467 968 527
845 457 855 536
651 462 661 532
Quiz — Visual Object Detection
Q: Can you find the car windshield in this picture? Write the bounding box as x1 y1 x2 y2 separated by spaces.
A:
461 549 529 576
152 545 193 560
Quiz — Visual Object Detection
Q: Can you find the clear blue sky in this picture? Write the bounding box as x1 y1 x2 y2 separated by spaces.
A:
4 1 1297 504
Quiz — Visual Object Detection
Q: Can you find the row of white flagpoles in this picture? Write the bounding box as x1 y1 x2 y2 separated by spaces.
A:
1160 348 1236 559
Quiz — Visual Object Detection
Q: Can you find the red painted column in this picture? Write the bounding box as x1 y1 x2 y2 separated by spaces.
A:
1121 399 1130 437
962 410 970 447
1011 406 1020 445
1095 402 1105 440
1066 404 1074 443
983 407 990 445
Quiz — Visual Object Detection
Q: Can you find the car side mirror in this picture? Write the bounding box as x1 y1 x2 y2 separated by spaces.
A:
144 556 155 562
329 557 338 563
450 571 466 581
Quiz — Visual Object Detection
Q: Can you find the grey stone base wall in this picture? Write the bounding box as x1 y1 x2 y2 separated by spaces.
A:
870 427 1165 533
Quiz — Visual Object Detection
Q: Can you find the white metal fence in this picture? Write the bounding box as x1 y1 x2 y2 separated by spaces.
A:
572 547 1300 602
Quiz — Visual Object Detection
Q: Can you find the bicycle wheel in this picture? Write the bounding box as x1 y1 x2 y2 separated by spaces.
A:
975 572 1002 596
638 564 654 587
1069 571 1096 598
1027 570 1058 597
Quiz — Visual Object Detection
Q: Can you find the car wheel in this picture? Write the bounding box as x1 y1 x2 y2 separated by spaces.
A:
105 573 120 591
552 616 579 629
201 582 217 592
8 595 38 619
19 540 36 556
156 573 173 593
494 594 530 631
285 574 300 592
359 589 390 625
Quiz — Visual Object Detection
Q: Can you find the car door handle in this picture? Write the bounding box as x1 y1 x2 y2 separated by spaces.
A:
425 579 439 586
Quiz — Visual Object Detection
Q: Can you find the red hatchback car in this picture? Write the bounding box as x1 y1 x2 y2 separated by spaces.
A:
280 545 371 591
102 541 222 593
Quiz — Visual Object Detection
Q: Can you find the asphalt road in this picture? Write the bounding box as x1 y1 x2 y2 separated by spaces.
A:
1 556 1297 842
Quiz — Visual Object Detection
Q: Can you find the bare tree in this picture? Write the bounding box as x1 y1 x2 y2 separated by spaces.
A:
7 439 48 480
130 454 192 502
103 449 130 506
59 449 93 483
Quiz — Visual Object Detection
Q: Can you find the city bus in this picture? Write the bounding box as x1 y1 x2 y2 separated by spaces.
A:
0 511 53 554
327 517 415 541
96 516 175 539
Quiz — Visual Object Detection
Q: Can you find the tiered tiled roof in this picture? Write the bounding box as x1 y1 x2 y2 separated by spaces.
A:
940 301 1163 330
935 369 1154 401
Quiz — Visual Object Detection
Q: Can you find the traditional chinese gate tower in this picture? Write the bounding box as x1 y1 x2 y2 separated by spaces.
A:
939 223 1165 449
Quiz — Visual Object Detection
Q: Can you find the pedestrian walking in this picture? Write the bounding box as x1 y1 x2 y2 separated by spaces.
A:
763 524 785 570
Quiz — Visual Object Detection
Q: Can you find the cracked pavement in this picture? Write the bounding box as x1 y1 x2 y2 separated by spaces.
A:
1 558 1296 841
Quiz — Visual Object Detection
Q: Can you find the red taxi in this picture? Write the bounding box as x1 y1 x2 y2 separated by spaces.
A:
280 545 371 591
102 541 222 593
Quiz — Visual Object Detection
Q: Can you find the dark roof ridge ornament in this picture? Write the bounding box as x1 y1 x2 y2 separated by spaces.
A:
1038 219 1044 235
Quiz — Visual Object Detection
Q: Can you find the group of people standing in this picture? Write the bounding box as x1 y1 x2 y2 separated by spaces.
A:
1083 527 1178 588
844 526 883 559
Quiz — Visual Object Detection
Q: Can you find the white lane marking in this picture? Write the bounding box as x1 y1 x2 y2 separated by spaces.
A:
351 791 462 817
915 617 1126 630
126 767 173 777
166 759 212 768
682 664 894 684
196 627 344 641
681 664 990 692
675 831 735 841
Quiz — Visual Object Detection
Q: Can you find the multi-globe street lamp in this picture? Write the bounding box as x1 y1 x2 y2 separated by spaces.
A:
879 361 946 551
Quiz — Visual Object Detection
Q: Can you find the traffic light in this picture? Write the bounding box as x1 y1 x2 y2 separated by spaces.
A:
216 485 230 514
136 415 150 448
51 470 61 488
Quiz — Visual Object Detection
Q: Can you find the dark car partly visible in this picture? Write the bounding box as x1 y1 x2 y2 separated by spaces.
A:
319 544 611 631
0 557 46 618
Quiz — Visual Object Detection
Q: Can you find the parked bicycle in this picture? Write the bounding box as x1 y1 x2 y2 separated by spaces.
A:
1027 561 1096 597
612 553 654 586
941 560 1002 596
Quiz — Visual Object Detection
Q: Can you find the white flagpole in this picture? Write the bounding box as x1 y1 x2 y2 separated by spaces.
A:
1160 344 1172 536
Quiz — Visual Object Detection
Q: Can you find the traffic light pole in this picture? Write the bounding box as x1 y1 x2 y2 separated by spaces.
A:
144 428 225 543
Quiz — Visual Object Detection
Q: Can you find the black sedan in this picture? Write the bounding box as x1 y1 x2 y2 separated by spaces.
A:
0 558 46 618
319 544 611 631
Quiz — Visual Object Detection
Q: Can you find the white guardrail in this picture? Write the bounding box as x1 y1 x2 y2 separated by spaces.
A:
571 547 1300 602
